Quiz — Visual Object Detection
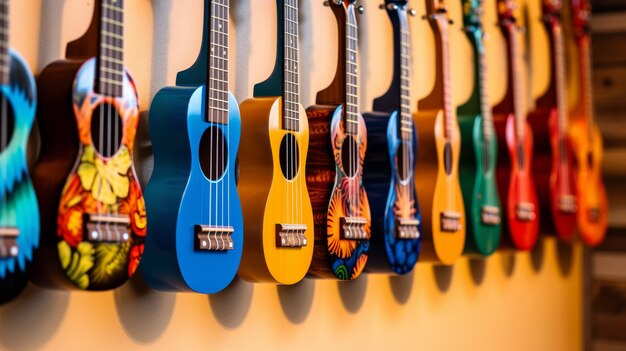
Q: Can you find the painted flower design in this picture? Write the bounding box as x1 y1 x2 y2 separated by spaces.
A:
77 145 131 206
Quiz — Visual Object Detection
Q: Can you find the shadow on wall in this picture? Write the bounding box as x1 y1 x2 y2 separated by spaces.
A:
389 271 414 304
36 0 66 69
277 279 316 324
0 284 69 351
338 274 369 313
208 277 254 329
114 273 176 344
231 0 251 102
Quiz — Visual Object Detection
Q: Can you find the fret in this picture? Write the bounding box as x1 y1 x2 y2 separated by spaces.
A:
97 0 124 97
282 0 300 132
102 17 123 28
206 0 230 125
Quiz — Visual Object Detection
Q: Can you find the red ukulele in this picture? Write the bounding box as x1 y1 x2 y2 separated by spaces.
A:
527 0 577 240
493 0 540 250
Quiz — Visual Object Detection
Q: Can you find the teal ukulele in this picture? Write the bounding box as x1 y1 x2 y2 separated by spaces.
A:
457 0 502 256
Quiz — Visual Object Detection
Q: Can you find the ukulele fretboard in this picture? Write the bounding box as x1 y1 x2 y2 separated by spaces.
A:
0 0 8 86
508 22 527 142
345 5 359 135
97 0 124 97
207 0 229 124
283 0 299 131
438 11 454 141
553 21 569 139
399 11 412 142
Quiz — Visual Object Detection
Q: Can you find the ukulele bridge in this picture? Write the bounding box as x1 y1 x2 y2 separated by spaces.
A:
481 206 501 225
515 202 536 222
395 218 420 239
0 227 19 258
84 214 131 243
340 217 369 240
558 195 577 214
440 211 462 233
195 225 234 251
275 224 308 248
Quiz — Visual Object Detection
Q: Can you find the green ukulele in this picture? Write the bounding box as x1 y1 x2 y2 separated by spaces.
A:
458 0 502 256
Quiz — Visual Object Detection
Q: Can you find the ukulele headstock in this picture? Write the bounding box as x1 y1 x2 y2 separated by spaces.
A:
323 0 361 14
542 0 563 25
497 0 523 32
424 0 453 31
382 0 409 12
462 0 484 30
571 0 590 37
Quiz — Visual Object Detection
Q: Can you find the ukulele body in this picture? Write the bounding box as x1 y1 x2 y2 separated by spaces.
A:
458 113 501 256
569 120 608 246
237 97 314 285
32 58 145 290
306 104 371 280
362 110 420 274
141 86 243 293
0 50 38 303
414 109 465 265
528 107 577 240
494 113 540 250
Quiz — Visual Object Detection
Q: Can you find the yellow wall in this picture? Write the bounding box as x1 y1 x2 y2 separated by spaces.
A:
1 0 582 350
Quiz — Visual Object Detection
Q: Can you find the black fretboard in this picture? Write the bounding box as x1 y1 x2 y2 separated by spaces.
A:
207 0 229 124
283 0 299 131
398 10 412 142
0 0 9 85
345 5 358 135
96 0 124 97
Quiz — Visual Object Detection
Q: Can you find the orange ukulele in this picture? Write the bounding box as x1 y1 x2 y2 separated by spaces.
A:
568 0 608 246
414 0 466 265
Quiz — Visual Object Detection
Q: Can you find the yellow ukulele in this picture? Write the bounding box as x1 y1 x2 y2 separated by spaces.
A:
237 0 314 284
414 0 466 265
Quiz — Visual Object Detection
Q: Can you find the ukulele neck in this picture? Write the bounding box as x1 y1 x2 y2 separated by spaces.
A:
398 9 412 142
0 0 9 85
206 0 229 124
283 0 300 132
425 2 454 142
96 0 124 97
344 4 359 136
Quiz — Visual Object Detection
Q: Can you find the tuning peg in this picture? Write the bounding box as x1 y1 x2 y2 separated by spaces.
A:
379 3 385 9
357 5 365 14
409 8 417 16
323 0 343 6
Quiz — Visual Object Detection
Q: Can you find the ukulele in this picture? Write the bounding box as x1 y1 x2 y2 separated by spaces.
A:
140 0 243 293
568 0 608 246
414 0 466 265
527 0 577 240
493 0 540 250
457 0 502 256
237 0 314 285
306 0 371 280
0 0 39 303
32 0 145 290
362 0 421 275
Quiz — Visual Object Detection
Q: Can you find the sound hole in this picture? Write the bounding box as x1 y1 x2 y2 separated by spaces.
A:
0 95 15 154
341 135 359 178
279 133 299 180
443 142 452 175
91 103 123 158
396 141 411 182
199 126 228 181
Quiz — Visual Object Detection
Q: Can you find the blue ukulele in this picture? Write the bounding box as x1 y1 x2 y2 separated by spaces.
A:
362 0 421 275
141 0 243 293
0 0 39 303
